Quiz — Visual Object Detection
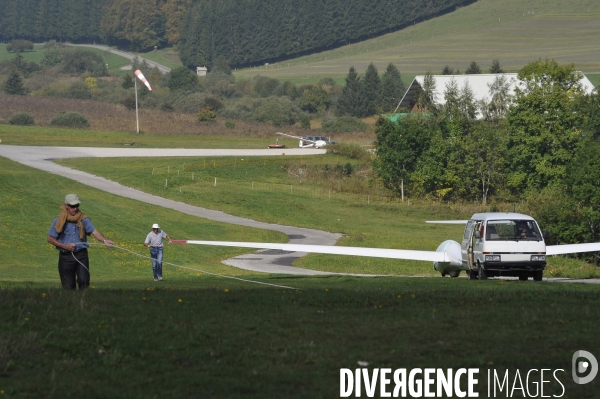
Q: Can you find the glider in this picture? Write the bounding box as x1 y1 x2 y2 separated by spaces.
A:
276 132 335 148
173 213 600 281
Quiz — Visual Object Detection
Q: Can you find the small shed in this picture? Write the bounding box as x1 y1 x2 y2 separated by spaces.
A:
196 66 208 76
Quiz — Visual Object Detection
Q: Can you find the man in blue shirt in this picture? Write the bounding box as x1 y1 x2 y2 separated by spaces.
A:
47 194 114 289
144 223 172 281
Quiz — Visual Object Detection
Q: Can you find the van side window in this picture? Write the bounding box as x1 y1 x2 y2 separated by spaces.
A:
463 221 474 240
474 222 483 239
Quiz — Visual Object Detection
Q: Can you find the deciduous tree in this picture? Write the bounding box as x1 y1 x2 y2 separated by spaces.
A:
506 59 586 192
7 39 34 52
479 75 512 123
565 140 600 251
373 117 433 196
167 66 199 91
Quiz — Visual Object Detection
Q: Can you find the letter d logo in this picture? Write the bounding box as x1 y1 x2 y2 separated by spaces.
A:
572 350 598 384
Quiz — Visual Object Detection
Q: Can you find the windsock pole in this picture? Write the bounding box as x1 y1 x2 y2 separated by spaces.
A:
133 70 152 134
134 75 139 133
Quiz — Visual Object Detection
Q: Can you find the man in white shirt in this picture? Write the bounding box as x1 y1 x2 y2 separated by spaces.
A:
143 223 172 281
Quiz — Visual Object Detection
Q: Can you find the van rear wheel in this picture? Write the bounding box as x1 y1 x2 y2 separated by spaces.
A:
519 275 528 281
468 270 478 280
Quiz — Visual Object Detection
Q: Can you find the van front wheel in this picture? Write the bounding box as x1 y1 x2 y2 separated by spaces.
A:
533 271 543 281
478 264 487 280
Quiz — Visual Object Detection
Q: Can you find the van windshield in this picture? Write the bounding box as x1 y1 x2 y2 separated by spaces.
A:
486 220 542 241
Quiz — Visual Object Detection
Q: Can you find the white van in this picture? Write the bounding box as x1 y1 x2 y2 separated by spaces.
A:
461 213 546 281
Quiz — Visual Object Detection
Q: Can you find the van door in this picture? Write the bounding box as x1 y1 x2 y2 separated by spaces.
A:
461 220 475 268
472 221 484 266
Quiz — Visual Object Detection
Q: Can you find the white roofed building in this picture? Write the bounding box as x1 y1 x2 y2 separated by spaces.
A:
396 73 596 119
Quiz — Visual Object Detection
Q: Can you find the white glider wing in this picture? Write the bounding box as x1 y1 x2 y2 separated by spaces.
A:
425 220 469 224
276 132 317 144
546 242 600 256
173 240 447 262
276 132 326 147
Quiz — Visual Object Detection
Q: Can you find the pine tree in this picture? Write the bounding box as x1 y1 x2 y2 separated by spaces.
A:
380 63 406 113
441 65 455 75
415 71 437 113
459 80 477 119
489 59 504 73
337 66 361 117
4 70 27 95
465 61 482 74
360 63 381 117
441 77 460 117
12 52 28 76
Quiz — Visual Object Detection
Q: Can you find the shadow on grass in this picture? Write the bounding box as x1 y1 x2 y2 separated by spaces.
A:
1 276 599 398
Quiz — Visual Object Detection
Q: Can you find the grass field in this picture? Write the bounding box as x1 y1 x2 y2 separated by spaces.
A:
131 47 183 70
2 126 600 397
3 279 600 398
2 125 596 279
56 153 600 280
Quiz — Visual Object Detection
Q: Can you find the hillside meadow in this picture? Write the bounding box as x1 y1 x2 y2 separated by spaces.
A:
233 0 600 84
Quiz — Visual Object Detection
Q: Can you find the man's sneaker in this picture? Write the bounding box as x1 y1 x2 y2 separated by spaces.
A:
158 276 163 281
154 278 158 281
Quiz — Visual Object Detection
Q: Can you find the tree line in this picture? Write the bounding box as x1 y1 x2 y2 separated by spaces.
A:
0 0 476 68
0 0 191 51
0 0 106 43
178 0 475 69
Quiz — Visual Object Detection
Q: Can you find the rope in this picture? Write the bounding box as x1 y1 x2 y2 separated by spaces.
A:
77 242 297 290
71 251 90 274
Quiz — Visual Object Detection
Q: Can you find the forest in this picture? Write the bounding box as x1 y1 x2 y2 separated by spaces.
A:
178 0 475 69
0 0 475 67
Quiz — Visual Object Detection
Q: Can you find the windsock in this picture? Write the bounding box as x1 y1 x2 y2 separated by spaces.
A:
134 69 152 91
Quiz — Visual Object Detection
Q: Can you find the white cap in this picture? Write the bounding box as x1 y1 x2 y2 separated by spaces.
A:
65 194 81 206
152 223 160 229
